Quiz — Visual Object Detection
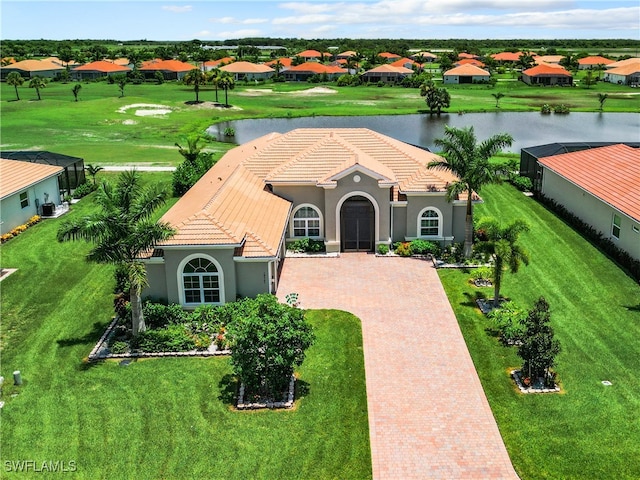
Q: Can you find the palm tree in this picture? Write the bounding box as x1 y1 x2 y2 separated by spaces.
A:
175 134 206 164
430 126 514 258
475 217 530 307
113 74 127 97
218 71 235 107
492 92 505 108
84 164 103 185
183 68 207 103
57 170 175 336
6 72 24 101
207 68 221 103
29 76 47 100
72 83 82 102
598 93 609 111
420 81 450 115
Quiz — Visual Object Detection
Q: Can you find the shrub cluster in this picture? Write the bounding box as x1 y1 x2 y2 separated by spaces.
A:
1 215 41 243
487 301 526 345
73 182 98 199
287 237 326 253
536 193 640 282
172 153 217 196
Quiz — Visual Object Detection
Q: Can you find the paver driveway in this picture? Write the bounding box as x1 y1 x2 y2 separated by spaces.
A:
277 253 519 480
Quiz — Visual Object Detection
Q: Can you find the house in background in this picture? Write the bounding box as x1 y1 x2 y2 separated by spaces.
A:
521 64 573 86
0 159 63 234
283 62 346 81
604 61 640 86
0 58 65 80
520 142 640 262
142 128 469 307
219 61 274 81
443 64 490 84
139 59 194 80
295 50 324 62
577 55 613 70
72 60 131 81
361 64 413 84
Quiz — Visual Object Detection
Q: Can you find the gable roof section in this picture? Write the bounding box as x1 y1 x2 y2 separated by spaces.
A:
578 55 613 66
296 49 322 58
219 61 274 74
0 159 63 200
491 51 522 62
444 64 490 76
286 62 346 74
204 57 235 68
456 59 486 67
73 60 131 73
139 59 195 72
538 144 640 221
606 64 640 76
606 57 640 69
364 64 413 74
1 59 64 72
523 64 572 76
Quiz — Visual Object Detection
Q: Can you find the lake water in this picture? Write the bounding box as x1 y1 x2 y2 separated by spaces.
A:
208 112 640 153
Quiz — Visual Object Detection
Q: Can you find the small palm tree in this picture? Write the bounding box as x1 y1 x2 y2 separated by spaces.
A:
7 72 24 101
57 170 175 336
117 75 127 97
430 126 514 257
29 76 47 100
183 68 207 103
84 164 103 185
72 83 82 102
598 93 609 111
492 92 505 108
175 135 206 164
475 217 530 307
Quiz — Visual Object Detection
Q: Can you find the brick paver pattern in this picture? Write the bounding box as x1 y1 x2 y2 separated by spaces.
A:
277 254 519 480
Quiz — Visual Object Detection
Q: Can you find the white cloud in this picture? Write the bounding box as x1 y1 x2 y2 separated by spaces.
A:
211 16 268 25
161 5 192 13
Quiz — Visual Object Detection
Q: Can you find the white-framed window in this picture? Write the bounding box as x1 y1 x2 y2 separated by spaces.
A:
612 214 621 239
19 191 29 209
181 257 222 305
418 207 443 237
291 204 322 238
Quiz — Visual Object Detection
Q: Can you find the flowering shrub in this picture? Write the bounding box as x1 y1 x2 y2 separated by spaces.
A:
1 216 41 243
393 242 413 257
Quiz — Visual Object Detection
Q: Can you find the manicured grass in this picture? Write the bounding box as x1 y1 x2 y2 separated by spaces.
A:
0 188 371 479
1 79 637 165
438 183 640 480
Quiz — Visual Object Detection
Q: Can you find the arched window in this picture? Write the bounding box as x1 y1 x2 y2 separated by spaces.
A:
418 207 442 237
292 205 322 238
182 257 221 305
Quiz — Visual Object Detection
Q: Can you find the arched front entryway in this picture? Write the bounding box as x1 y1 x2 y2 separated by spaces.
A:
340 195 375 252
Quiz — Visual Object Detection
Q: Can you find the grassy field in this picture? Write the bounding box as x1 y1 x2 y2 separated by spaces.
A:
439 183 640 480
1 77 638 166
0 188 371 479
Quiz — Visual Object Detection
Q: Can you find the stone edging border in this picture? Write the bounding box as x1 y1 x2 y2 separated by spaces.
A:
511 369 560 394
237 375 295 410
87 317 230 361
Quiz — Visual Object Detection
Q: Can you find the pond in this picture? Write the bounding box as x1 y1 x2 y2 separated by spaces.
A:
207 112 640 153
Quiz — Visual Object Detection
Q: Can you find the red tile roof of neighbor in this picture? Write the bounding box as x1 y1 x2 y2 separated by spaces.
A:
389 58 417 68
296 49 323 57
73 60 131 73
0 159 63 200
287 62 346 74
204 57 235 67
456 58 486 67
378 52 401 59
491 51 530 62
539 144 640 221
219 61 274 74
139 59 195 72
534 55 565 65
606 64 640 75
264 57 292 67
607 57 640 68
523 64 572 76
365 64 413 74
457 52 478 59
444 64 490 76
578 55 614 66
1 59 64 72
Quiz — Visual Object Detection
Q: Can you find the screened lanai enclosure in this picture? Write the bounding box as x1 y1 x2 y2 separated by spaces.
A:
0 151 86 196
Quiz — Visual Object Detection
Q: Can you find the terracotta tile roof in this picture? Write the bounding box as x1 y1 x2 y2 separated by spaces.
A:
534 55 565 65
364 64 413 74
578 55 614 66
378 52 401 59
139 59 195 72
523 64 572 76
296 50 322 58
606 57 640 68
539 144 640 221
457 52 478 60
456 58 486 67
264 57 292 67
204 57 234 67
411 51 438 60
337 51 357 58
0 159 63 200
490 51 524 62
444 64 490 76
73 60 131 73
389 58 417 68
219 61 274 74
1 59 64 72
286 62 346 74
606 64 640 75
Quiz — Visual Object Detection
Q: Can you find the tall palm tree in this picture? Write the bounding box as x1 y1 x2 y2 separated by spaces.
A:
207 68 221 103
218 71 235 107
57 170 175 336
29 76 47 100
183 68 207 103
430 126 514 258
475 217 530 307
6 72 24 101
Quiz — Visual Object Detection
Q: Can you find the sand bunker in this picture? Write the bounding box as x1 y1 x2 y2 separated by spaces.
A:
117 103 172 116
289 87 338 95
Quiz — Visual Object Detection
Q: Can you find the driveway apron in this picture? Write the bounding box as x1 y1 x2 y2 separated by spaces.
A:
277 253 519 480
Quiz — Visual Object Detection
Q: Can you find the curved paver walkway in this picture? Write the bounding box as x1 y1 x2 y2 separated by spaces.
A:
277 254 519 480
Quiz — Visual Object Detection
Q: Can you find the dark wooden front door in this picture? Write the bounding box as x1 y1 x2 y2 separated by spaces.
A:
341 197 374 252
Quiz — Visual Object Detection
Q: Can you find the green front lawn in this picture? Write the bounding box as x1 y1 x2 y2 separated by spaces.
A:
439 183 640 480
0 190 371 479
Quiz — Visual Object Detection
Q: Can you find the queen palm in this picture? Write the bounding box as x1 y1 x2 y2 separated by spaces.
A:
6 72 24 101
183 68 206 103
475 217 530 307
207 68 222 103
430 126 513 257
218 71 235 107
57 170 175 336
29 76 47 100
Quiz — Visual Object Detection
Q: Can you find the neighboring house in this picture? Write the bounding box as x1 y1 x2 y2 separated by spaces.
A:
455 58 486 68
72 60 131 80
534 55 565 65
521 64 573 86
457 52 479 60
605 57 640 69
142 128 468 307
535 144 640 261
0 159 63 234
203 57 235 71
0 150 86 196
378 52 402 63
443 64 490 84
264 57 292 71
336 51 358 60
139 59 195 80
219 61 274 81
295 50 324 62
361 64 413 83
389 57 418 69
577 55 614 70
410 51 438 63
604 63 640 86
0 59 65 80
283 62 346 81
490 51 522 63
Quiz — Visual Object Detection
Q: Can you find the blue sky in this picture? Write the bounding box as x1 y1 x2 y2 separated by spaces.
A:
2 1 639 41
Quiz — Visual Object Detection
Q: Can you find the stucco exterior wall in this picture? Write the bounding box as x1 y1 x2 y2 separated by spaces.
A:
391 204 407 242
144 263 168 301
542 167 640 261
404 194 455 240
235 261 271 298
271 185 325 238
0 176 61 235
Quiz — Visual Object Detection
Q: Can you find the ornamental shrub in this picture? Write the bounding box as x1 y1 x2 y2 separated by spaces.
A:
131 324 196 352
511 176 533 191
72 182 98 199
487 301 526 345
410 239 441 256
393 241 413 256
142 301 188 329
377 244 389 255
